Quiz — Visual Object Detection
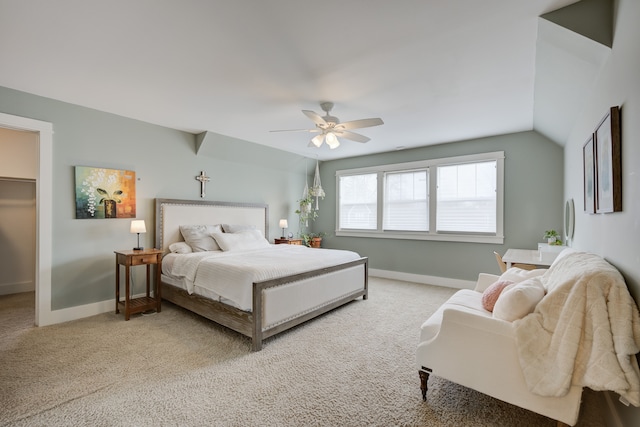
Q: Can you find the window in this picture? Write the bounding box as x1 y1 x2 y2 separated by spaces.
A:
436 161 496 233
338 173 377 230
383 170 428 231
336 152 504 244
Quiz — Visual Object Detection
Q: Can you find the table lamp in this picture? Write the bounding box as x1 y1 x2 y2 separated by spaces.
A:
130 220 146 250
279 219 288 239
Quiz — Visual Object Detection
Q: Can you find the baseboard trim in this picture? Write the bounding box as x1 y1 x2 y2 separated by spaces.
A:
43 272 473 326
369 268 475 290
0 281 35 296
45 298 114 325
42 292 157 325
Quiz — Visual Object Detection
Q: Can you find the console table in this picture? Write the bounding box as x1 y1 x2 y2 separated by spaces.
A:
502 248 559 269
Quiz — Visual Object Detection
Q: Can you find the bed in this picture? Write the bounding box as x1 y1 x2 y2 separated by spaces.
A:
154 198 368 351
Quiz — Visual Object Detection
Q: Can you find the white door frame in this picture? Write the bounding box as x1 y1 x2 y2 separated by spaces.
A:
0 112 53 326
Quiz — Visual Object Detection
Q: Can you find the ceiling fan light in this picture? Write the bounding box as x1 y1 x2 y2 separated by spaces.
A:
326 132 340 149
311 134 324 147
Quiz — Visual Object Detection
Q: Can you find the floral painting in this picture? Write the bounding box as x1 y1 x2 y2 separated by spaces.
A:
75 166 136 219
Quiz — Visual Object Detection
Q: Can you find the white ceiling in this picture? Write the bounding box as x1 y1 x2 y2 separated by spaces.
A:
0 0 588 160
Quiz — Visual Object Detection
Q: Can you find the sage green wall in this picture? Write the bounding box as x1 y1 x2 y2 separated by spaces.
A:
560 0 640 424
314 131 564 281
0 86 308 310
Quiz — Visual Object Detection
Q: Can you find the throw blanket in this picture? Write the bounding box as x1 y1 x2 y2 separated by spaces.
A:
514 252 640 406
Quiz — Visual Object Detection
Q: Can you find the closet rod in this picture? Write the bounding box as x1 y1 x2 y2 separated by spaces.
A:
0 177 36 183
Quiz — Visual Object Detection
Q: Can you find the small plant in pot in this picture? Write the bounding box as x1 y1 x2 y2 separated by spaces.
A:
544 230 562 245
301 232 326 248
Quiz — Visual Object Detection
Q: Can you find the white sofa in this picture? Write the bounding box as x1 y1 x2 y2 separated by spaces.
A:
416 248 640 426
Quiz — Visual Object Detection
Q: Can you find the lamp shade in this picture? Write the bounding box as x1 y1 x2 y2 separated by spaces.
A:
325 132 340 149
130 220 146 234
279 219 288 228
311 134 324 147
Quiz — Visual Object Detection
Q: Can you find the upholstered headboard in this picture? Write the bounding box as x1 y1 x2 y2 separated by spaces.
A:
154 198 269 254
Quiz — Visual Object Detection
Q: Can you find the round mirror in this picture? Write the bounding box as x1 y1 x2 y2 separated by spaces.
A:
564 198 575 242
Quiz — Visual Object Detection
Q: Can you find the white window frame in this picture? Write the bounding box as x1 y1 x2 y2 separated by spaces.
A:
335 151 504 244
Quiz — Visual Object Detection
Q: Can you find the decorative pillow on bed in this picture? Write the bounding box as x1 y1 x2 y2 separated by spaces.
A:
169 241 193 254
492 277 545 322
221 224 258 233
179 224 223 252
481 280 514 312
211 229 270 251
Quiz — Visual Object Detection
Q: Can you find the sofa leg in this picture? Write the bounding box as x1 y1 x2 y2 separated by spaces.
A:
557 422 570 427
419 369 430 401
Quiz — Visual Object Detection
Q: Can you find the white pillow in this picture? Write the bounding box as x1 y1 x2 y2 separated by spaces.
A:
493 277 546 322
179 224 223 252
169 241 192 254
222 224 257 233
498 267 546 284
211 229 270 251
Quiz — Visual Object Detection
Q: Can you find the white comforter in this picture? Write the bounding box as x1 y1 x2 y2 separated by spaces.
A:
514 251 640 406
163 245 361 311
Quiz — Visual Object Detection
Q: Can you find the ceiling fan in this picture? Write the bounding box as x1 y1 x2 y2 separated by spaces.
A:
271 102 384 149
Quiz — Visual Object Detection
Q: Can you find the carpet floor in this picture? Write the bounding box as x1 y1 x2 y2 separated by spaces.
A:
0 278 605 426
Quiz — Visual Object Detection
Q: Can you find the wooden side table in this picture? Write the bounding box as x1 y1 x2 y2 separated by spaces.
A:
274 238 303 245
114 249 163 320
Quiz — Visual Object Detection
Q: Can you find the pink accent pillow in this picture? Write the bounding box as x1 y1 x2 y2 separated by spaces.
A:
482 280 514 312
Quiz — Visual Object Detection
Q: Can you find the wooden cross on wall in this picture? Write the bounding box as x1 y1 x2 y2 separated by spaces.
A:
195 171 210 198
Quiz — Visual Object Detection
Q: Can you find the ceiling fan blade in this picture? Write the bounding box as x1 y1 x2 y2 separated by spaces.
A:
302 110 328 127
269 128 319 133
334 130 370 143
335 117 384 130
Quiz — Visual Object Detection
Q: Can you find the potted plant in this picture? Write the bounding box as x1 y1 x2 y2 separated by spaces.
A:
301 232 326 248
295 193 317 230
544 230 562 245
296 188 325 247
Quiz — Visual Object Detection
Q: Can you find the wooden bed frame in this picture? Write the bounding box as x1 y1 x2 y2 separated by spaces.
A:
155 198 368 351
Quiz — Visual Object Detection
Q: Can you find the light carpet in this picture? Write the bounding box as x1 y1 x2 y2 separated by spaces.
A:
0 278 605 426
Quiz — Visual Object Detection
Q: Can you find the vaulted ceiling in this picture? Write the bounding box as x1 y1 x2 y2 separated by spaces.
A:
0 0 611 160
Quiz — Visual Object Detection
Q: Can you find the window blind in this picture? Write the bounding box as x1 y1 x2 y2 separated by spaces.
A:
383 170 428 231
338 173 377 230
436 161 496 233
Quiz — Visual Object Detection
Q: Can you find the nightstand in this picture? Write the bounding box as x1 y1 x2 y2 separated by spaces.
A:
114 249 163 320
274 238 303 245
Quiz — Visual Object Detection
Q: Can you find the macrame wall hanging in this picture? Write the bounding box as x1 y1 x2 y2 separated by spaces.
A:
298 159 325 228
310 159 325 210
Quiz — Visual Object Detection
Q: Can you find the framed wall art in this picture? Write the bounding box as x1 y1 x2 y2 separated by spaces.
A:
75 166 137 219
582 135 596 214
594 106 622 213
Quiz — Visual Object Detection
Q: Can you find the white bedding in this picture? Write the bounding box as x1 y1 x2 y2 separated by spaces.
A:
162 244 361 311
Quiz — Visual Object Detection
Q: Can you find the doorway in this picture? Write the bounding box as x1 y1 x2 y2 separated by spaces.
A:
0 113 53 326
0 178 36 296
